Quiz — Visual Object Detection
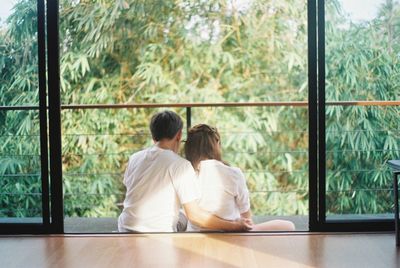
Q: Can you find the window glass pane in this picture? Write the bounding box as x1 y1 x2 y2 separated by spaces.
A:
0 110 42 223
325 0 400 220
62 106 309 232
0 0 39 107
0 0 43 224
60 0 307 104
61 0 308 232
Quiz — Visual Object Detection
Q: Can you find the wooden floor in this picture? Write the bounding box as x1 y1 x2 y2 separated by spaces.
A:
1 233 400 268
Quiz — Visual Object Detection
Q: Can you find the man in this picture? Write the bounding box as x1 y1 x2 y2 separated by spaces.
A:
118 110 252 232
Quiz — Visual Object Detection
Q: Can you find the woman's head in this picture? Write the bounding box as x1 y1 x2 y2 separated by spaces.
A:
184 124 222 170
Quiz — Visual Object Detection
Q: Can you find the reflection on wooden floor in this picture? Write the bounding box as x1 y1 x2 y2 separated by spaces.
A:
1 233 400 267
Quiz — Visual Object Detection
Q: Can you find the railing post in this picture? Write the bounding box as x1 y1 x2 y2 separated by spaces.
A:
186 107 192 133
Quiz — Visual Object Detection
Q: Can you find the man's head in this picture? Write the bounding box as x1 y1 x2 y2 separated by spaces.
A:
150 110 183 147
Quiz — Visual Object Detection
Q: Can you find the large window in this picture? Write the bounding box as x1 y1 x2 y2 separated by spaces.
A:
0 0 399 234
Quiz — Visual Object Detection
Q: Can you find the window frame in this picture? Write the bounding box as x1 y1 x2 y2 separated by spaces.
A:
309 0 395 232
0 0 396 234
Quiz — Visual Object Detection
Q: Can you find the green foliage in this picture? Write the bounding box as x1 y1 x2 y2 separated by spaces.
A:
325 0 400 215
0 0 41 217
0 0 399 220
58 0 308 217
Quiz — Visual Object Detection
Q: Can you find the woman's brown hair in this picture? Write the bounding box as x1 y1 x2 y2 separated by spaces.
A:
184 124 222 170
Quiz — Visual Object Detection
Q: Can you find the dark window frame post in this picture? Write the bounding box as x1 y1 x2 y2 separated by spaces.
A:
47 0 64 234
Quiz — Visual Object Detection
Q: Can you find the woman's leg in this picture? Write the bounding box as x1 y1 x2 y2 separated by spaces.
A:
251 219 295 231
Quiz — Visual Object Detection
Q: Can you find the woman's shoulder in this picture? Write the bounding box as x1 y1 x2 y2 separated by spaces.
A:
228 166 245 179
206 160 244 179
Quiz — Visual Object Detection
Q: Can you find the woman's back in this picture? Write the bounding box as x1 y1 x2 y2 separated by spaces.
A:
188 159 250 231
184 123 295 232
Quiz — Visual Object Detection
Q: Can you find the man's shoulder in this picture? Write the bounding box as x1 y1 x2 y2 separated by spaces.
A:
130 147 190 166
152 147 186 163
165 154 194 177
168 153 192 168
129 147 149 159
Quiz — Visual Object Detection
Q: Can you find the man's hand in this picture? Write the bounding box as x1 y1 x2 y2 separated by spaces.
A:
236 217 253 231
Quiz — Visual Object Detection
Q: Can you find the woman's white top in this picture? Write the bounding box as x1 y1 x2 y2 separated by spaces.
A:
188 159 251 231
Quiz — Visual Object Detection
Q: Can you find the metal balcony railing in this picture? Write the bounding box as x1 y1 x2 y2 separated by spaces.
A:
0 100 399 220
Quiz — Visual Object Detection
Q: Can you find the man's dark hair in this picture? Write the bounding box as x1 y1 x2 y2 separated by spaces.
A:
150 110 183 141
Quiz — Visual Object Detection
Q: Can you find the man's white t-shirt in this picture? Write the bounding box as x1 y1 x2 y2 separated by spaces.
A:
118 146 199 232
188 159 250 231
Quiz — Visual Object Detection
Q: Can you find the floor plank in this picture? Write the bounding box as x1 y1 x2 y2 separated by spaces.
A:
1 233 399 268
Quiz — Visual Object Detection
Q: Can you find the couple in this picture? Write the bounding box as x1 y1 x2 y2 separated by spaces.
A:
118 110 295 232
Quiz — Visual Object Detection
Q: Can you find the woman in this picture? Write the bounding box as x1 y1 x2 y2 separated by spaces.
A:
184 124 295 232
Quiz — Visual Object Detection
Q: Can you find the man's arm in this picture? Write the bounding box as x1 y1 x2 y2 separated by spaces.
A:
183 201 252 231
240 210 252 220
